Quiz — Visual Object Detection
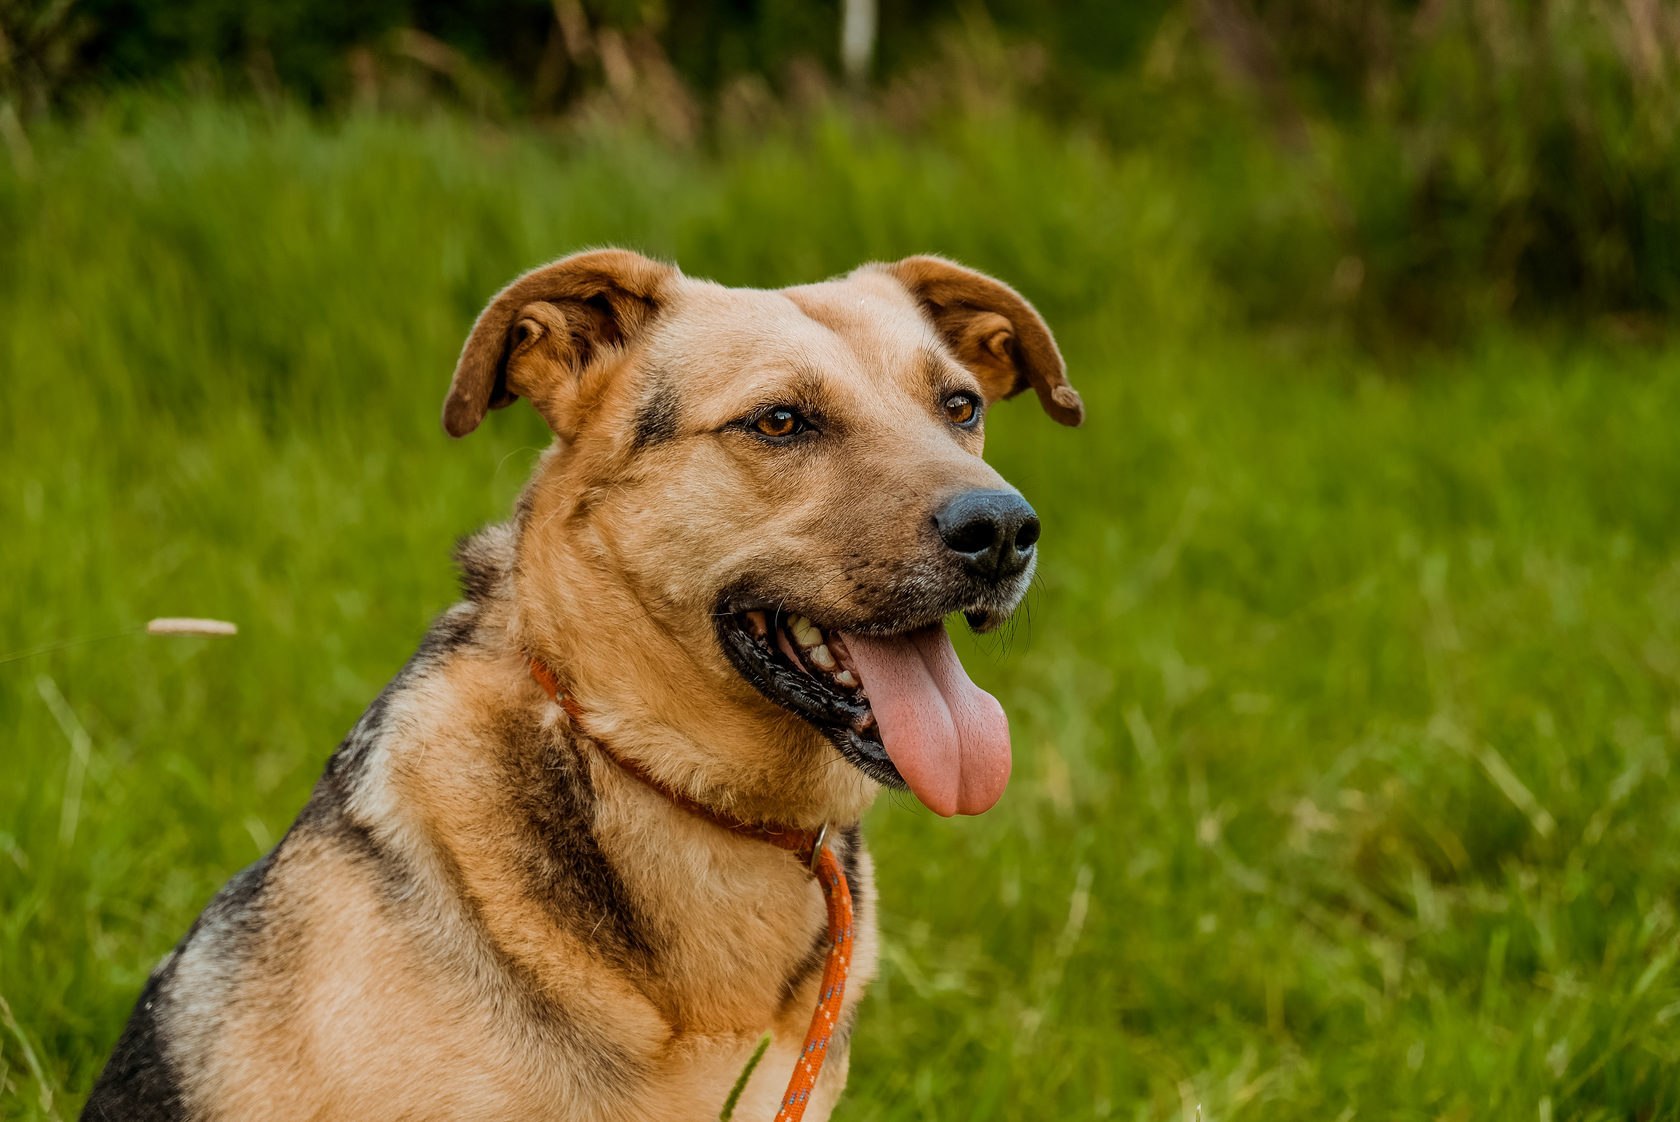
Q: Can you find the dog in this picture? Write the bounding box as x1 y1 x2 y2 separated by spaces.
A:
83 250 1082 1121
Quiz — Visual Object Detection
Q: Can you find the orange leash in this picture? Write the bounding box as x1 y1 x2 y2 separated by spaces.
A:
773 842 853 1121
528 657 853 1118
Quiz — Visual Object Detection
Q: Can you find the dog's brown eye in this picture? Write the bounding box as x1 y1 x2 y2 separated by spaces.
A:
753 408 806 439
943 393 980 428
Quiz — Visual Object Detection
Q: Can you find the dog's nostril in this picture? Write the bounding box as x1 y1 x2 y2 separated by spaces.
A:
943 519 1000 556
1014 516 1041 551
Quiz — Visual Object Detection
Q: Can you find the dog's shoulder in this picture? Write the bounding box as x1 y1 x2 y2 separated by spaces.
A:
81 848 274 1121
81 955 190 1120
81 566 507 1118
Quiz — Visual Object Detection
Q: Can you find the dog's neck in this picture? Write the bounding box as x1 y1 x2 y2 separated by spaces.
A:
527 652 829 860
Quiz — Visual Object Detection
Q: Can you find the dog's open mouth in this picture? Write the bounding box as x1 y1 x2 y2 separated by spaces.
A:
717 607 1011 816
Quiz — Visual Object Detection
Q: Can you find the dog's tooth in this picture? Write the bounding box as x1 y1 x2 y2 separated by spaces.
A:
809 644 837 671
834 668 858 688
789 615 822 649
746 610 768 637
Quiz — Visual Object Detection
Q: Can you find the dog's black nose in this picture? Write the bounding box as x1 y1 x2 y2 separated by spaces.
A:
935 489 1040 581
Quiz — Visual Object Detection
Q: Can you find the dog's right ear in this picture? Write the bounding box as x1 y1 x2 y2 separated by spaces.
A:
443 249 677 439
883 255 1083 427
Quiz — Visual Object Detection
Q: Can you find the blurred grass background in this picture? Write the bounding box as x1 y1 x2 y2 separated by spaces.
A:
3 3 1680 1120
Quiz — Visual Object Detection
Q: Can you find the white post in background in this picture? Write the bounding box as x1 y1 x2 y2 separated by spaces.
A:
841 0 877 86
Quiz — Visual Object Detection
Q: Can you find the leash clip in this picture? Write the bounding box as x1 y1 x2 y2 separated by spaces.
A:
807 822 830 874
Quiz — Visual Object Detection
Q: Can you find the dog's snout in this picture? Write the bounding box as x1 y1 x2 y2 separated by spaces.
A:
934 489 1039 581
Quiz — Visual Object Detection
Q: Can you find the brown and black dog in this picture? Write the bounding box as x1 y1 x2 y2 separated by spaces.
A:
83 250 1082 1121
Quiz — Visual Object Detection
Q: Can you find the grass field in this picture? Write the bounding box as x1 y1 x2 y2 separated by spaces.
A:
4 101 1680 1120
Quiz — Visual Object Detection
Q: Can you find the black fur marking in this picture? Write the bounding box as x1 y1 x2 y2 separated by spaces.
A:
195 851 275 942
326 684 393 777
329 602 479 778
293 764 407 894
778 924 832 1016
500 718 655 968
839 824 865 928
453 524 516 603
455 544 500 603
82 853 276 1121
81 958 189 1120
630 379 680 450
413 804 649 1098
415 603 478 660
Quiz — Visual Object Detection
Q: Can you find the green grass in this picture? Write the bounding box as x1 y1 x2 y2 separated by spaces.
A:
4 101 1680 1120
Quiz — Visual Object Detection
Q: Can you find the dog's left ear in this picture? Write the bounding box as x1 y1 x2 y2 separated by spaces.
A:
443 249 677 439
884 255 1083 427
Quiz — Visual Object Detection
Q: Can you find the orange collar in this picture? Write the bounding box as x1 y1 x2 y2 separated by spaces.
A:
527 656 825 867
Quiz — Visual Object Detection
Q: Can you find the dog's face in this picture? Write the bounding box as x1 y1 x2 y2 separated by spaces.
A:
445 251 1081 822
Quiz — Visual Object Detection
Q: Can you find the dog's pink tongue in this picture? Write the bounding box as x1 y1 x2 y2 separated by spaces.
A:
836 625 1011 817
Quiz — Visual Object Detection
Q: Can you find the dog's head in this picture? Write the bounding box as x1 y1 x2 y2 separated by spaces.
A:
445 249 1081 824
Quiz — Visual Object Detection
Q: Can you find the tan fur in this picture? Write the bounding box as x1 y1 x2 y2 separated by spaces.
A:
86 251 1076 1122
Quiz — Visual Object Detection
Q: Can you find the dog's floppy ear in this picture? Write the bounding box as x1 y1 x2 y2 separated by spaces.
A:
443 249 677 439
885 255 1083 427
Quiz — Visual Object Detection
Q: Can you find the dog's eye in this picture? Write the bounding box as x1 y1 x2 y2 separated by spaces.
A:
943 393 981 428
753 408 809 440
